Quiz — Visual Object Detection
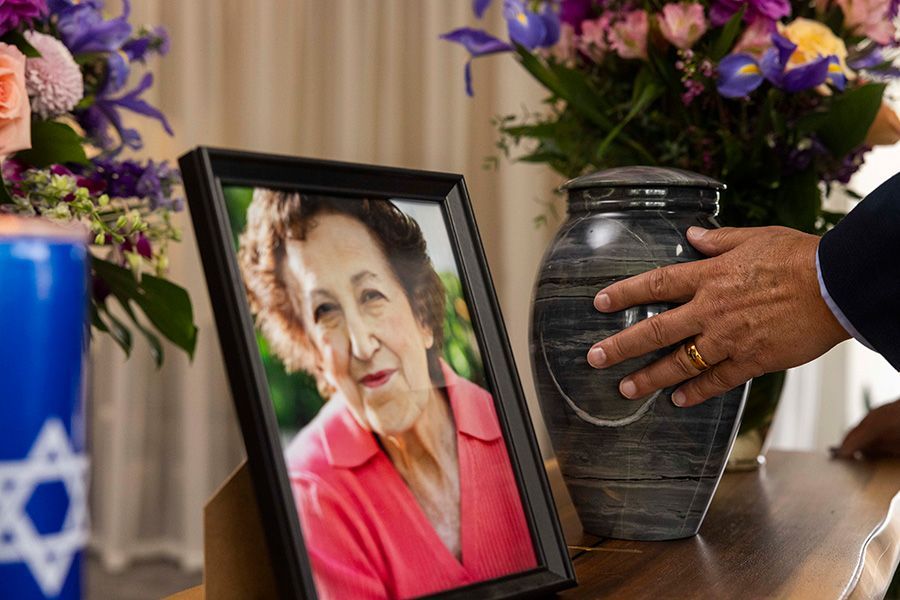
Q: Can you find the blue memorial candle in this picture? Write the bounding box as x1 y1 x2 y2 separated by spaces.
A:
0 216 89 600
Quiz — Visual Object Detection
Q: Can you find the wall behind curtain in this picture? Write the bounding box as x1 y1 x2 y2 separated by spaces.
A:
89 1 900 574
90 0 563 571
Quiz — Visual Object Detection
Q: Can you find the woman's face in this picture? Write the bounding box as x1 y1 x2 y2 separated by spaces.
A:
284 213 435 436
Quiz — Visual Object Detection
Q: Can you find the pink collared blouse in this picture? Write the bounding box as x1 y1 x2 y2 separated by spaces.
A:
285 362 537 599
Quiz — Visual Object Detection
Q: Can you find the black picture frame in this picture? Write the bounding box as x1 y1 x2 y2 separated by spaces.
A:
178 146 575 599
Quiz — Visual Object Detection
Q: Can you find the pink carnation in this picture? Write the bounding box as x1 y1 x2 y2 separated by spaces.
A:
609 10 649 60
836 0 896 44
24 31 83 119
658 3 708 50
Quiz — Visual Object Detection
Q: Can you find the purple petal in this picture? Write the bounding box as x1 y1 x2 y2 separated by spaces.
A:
848 47 884 70
473 0 493 18
539 6 561 47
710 0 741 27
504 0 546 49
771 32 796 66
753 0 791 20
826 57 846 90
113 75 175 136
560 0 594 32
57 1 132 54
782 56 830 92
717 53 764 98
440 27 513 56
465 60 474 97
759 47 784 86
103 50 131 95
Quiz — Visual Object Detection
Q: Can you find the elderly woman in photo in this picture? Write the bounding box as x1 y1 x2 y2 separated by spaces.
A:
238 190 536 600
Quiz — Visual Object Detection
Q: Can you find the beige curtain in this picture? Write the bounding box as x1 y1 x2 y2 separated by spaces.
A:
89 0 566 571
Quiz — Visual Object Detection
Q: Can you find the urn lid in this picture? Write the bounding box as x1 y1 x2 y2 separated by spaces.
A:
561 166 725 192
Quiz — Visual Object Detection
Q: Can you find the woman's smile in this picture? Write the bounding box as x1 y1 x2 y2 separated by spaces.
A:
359 368 396 389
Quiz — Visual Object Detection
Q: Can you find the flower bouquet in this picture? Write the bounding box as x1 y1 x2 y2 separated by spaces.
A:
443 0 899 461
0 0 195 366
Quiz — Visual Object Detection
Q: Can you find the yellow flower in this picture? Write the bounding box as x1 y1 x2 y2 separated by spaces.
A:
779 18 854 79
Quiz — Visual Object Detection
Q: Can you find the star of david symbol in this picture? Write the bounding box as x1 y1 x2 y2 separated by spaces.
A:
0 418 89 597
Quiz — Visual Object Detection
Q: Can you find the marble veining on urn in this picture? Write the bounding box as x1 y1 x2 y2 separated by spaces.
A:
530 166 748 541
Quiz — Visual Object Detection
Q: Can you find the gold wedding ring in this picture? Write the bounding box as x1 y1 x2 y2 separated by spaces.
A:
684 341 710 372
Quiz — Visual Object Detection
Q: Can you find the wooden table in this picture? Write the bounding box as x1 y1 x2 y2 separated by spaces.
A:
560 450 900 600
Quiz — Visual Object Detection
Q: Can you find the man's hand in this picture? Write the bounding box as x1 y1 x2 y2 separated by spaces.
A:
835 399 900 459
586 226 850 407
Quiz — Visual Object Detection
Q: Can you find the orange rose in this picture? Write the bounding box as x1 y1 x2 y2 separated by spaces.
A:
865 103 900 146
0 42 30 158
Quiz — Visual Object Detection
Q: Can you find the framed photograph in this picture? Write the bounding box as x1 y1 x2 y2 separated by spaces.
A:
178 147 575 599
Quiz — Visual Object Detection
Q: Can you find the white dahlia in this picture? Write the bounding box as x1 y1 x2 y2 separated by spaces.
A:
24 31 84 119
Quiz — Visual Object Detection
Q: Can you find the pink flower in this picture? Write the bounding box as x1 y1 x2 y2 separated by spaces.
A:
733 17 776 57
0 43 30 159
579 15 612 61
24 31 84 119
836 0 896 44
658 3 708 50
609 10 649 60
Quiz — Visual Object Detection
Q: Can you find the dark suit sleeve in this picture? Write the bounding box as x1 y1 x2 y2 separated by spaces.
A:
818 171 900 370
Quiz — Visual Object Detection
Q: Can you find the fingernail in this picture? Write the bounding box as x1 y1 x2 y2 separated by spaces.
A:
620 378 637 398
672 390 686 406
595 293 611 311
688 227 707 239
587 346 606 368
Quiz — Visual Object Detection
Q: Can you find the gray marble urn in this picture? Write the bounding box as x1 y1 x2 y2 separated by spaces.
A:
530 166 748 541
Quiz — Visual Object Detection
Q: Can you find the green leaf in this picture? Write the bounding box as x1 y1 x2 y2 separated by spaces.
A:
515 46 656 164
90 302 109 333
814 83 886 157
139 274 198 357
501 122 563 140
710 6 746 61
91 257 198 360
96 302 134 358
115 296 164 368
1 31 40 57
15 121 89 167
773 169 821 233
596 73 663 162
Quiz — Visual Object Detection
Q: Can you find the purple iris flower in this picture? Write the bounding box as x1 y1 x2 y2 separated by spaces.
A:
56 0 132 54
710 0 790 27
718 33 844 98
760 33 831 93
123 26 171 62
717 53 764 97
440 28 513 96
79 73 174 153
504 0 560 49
